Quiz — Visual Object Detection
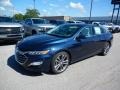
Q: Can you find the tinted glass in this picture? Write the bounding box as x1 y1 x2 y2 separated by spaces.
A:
67 21 75 23
0 17 13 22
25 19 32 25
32 19 46 24
80 26 93 37
47 25 82 37
49 20 57 25
57 21 66 25
100 27 108 33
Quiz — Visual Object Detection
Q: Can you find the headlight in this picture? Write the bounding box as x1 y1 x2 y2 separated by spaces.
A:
38 27 44 31
28 50 49 55
20 27 24 33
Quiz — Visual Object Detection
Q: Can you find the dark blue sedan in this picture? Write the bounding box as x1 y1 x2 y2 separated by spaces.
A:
15 24 113 74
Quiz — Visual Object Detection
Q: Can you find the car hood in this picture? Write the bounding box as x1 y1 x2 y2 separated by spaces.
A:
33 24 56 28
17 34 64 51
0 22 22 27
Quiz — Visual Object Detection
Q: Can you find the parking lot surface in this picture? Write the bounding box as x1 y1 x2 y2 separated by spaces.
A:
0 34 120 90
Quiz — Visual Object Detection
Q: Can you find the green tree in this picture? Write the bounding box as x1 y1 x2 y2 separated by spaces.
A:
24 9 40 19
13 13 24 21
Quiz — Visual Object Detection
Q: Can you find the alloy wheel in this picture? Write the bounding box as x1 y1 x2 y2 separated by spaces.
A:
51 52 70 74
103 43 110 55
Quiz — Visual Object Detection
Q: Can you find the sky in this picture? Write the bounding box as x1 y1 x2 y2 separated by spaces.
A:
0 0 114 17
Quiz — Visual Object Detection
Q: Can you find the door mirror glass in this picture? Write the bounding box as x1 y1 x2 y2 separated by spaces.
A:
76 34 86 41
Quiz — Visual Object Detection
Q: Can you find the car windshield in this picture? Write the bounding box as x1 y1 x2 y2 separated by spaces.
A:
32 19 48 24
57 21 66 25
0 17 14 22
46 24 82 37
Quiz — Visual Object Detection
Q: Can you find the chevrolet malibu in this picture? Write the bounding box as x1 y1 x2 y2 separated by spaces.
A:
15 24 113 74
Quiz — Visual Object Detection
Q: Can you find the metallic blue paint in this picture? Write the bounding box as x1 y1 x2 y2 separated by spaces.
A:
15 24 113 72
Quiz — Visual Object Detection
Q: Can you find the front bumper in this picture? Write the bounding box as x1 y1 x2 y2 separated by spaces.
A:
15 49 52 72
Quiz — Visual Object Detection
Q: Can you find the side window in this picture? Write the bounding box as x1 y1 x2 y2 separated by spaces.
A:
25 19 28 24
100 27 107 33
25 19 32 25
80 26 93 37
25 19 27 24
93 26 102 35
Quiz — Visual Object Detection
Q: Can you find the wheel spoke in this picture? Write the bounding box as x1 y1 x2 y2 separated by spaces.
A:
56 56 61 61
59 64 64 71
104 45 110 54
62 60 69 65
53 53 69 73
55 59 60 64
61 54 65 59
54 64 61 70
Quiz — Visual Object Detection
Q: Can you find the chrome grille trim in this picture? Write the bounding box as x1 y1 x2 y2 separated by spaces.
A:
0 27 21 35
15 48 28 65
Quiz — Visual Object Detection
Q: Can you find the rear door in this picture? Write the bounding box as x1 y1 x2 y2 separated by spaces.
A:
92 26 107 50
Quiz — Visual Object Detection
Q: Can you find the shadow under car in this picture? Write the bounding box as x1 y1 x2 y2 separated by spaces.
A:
7 55 43 76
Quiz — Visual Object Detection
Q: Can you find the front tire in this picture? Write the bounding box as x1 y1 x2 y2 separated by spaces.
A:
32 30 37 35
51 52 70 74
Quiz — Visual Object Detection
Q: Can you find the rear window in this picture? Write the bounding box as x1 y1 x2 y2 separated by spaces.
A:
0 17 14 22
93 26 107 35
32 19 46 24
100 27 108 33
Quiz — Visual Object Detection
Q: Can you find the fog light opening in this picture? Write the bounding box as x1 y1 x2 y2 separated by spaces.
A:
29 61 43 66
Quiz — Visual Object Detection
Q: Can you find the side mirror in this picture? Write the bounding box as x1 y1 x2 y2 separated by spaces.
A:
76 34 86 41
27 22 32 26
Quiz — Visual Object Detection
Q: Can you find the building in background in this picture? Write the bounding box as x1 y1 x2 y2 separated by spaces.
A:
41 16 120 24
40 16 71 21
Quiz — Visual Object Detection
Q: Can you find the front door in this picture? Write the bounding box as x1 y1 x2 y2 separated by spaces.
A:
71 26 101 62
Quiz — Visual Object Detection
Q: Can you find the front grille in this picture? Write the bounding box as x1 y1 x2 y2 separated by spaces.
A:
0 27 21 35
16 50 27 64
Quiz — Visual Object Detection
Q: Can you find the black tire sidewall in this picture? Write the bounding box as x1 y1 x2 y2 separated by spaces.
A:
32 30 37 35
